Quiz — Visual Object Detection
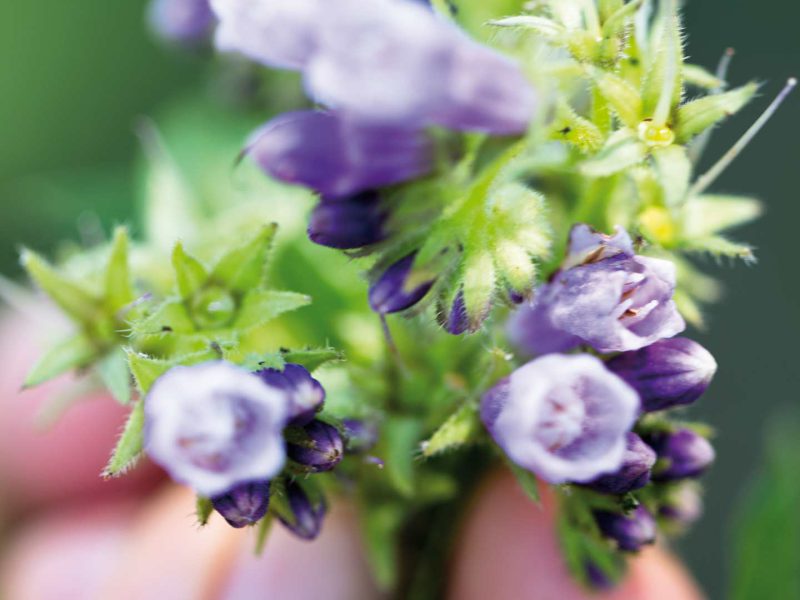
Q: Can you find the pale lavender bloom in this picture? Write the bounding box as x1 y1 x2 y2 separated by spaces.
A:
149 0 215 42
606 338 717 412
247 111 433 198
211 0 323 69
143 361 289 497
481 354 640 484
255 363 325 426
509 225 685 355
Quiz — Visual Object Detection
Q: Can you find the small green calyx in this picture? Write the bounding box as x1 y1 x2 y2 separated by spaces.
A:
637 120 675 148
190 286 237 329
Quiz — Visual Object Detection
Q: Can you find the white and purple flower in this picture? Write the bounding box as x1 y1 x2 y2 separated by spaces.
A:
143 361 290 497
481 354 640 484
509 225 686 355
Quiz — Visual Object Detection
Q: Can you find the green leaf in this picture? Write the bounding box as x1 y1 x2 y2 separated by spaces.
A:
132 299 196 337
96 347 132 405
104 227 135 312
234 290 311 330
21 250 98 323
254 514 274 555
172 243 208 300
685 236 755 262
596 72 643 129
681 195 762 238
683 64 724 89
280 347 344 372
360 501 405 591
126 350 173 394
210 224 277 295
382 417 422 497
506 460 540 503
103 401 144 477
581 130 648 177
422 403 481 457
489 15 565 38
24 333 97 388
196 496 214 526
676 83 759 143
652 145 691 207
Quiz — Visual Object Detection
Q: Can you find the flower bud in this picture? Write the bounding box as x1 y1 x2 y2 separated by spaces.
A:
584 560 613 591
584 432 656 495
368 253 435 314
255 363 325 426
148 0 215 44
659 483 703 529
278 480 326 540
211 480 270 528
647 428 715 481
594 506 656 552
443 291 469 335
342 419 378 453
606 338 717 412
287 420 344 472
307 192 388 249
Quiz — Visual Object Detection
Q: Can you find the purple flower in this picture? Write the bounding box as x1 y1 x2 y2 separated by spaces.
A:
148 0 215 43
278 480 326 540
211 0 323 69
368 253 435 314
143 362 289 497
308 192 388 249
584 432 656 495
255 363 324 426
481 354 640 484
443 291 469 335
606 338 718 412
584 561 614 590
247 111 433 199
287 420 345 472
647 428 715 481
594 506 657 552
211 480 271 528
509 225 685 355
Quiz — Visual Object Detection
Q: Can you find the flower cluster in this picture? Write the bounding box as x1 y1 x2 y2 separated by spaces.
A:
144 360 347 535
484 226 716 568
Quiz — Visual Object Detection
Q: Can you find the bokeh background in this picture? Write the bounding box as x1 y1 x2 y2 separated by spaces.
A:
0 1 798 597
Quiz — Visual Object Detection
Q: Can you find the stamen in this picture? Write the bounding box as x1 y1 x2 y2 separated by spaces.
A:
689 77 797 197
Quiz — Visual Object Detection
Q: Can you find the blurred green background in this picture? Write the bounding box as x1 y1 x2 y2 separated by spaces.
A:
1 1 798 597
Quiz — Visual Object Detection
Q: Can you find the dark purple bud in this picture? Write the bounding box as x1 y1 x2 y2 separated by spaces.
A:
659 483 703 528
211 480 270 528
288 420 344 472
445 291 469 335
308 192 388 249
585 433 656 495
594 506 657 552
606 338 717 412
278 480 326 540
368 253 435 314
148 0 215 43
584 560 613 591
342 419 379 453
647 429 715 481
255 363 325 426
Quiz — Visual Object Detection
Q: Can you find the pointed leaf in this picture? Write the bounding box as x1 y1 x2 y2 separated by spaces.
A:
103 401 144 477
685 235 755 262
234 290 311 330
210 224 277 295
254 514 274 555
24 334 97 388
683 64 724 90
104 227 135 312
676 83 759 143
421 404 481 457
581 130 648 177
507 459 540 503
280 347 344 372
126 351 173 394
21 250 98 323
132 299 196 337
382 417 422 498
682 195 762 238
652 145 692 207
172 243 208 300
196 496 214 526
96 347 132 405
489 15 565 38
596 72 643 128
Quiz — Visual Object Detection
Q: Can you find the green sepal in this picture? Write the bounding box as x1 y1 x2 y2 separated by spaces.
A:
21 250 98 323
126 350 174 394
550 103 603 153
676 82 759 143
382 416 423 497
684 236 755 262
131 299 196 337
581 130 647 177
103 400 144 477
681 195 762 238
489 15 565 39
360 501 405 591
196 496 214 526
461 250 495 332
601 0 643 38
172 242 208 300
210 224 277 295
683 64 724 90
494 240 536 297
104 227 135 313
96 347 132 405
421 403 481 457
280 347 344 372
595 72 643 129
506 459 540 503
652 145 691 208
233 290 311 330
254 514 274 555
23 333 97 388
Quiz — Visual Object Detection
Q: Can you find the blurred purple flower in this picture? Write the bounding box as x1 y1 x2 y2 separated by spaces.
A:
255 363 325 426
247 111 433 198
143 361 289 497
149 0 215 43
606 338 717 412
659 483 703 527
509 225 685 355
278 480 327 540
585 432 656 495
368 253 435 314
308 192 388 249
342 419 379 453
647 428 715 481
481 354 640 484
211 480 271 528
594 506 657 552
287 420 345 473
